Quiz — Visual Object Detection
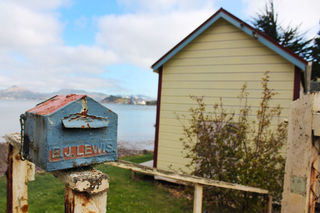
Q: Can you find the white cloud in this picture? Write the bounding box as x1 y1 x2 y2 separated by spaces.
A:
0 0 121 93
24 46 118 73
242 0 320 38
96 9 215 68
6 0 69 11
1 0 317 96
0 2 63 49
117 0 214 13
26 75 121 93
0 44 119 92
99 0 216 68
0 0 216 95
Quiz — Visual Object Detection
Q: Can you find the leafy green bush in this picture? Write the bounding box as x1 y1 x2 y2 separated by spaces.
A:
180 72 287 212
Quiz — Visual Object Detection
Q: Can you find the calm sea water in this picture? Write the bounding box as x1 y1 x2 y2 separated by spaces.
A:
0 100 156 150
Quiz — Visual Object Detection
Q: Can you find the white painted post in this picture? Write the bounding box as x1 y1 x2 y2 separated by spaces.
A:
193 184 203 213
5 133 35 213
53 167 109 213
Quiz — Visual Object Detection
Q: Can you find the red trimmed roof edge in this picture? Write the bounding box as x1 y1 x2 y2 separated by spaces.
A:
151 7 307 70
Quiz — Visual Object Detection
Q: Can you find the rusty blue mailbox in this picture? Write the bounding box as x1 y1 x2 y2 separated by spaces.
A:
21 94 117 171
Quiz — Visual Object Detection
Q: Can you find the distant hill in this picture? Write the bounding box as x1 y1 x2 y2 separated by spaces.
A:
0 86 108 101
0 86 46 100
0 86 156 105
146 100 157 105
101 95 152 105
101 95 131 104
51 89 107 101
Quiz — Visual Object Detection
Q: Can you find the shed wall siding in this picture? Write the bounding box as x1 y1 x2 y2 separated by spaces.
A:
157 19 294 172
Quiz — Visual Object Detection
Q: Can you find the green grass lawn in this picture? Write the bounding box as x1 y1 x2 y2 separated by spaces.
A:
0 153 192 213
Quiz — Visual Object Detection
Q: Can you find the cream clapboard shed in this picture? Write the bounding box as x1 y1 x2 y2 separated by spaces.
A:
151 8 308 172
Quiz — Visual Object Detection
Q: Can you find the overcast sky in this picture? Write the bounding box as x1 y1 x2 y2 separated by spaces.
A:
0 0 319 98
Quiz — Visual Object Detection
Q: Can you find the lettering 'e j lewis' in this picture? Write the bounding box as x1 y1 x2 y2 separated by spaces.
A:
49 143 113 162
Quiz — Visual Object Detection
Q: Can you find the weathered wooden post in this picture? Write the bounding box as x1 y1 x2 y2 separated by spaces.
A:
53 167 109 213
193 184 203 213
281 93 320 213
5 133 35 213
265 195 272 213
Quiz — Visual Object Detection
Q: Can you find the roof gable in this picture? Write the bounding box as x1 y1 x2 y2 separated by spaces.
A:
27 94 87 115
151 8 307 71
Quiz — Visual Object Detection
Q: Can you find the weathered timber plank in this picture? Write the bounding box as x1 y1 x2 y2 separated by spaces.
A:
106 160 269 194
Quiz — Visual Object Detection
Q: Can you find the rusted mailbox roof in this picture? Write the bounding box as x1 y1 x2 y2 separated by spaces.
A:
28 94 87 115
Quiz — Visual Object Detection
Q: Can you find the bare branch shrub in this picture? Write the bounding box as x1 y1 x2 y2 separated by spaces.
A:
180 72 287 211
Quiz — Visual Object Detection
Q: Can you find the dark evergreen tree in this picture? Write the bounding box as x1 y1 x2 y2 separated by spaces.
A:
252 2 279 41
310 28 320 80
252 1 311 59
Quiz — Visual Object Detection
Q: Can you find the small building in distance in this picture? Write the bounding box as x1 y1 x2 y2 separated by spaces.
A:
151 8 308 172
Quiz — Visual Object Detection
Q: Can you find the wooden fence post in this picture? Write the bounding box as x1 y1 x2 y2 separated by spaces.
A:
281 93 320 213
53 167 109 213
5 133 35 213
193 184 203 213
265 195 272 213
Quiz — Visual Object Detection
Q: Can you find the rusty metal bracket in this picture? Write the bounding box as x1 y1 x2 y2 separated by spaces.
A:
19 114 26 161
